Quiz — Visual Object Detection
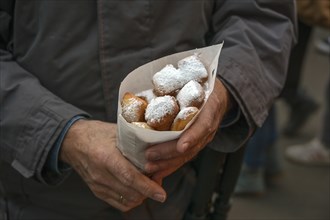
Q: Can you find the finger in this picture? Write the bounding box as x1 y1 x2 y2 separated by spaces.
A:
145 140 179 161
176 83 228 153
177 109 217 153
151 175 163 186
146 146 199 174
79 154 147 206
109 151 167 203
119 167 167 203
151 166 179 183
87 182 143 212
150 147 200 180
91 175 146 206
151 129 217 174
102 192 140 212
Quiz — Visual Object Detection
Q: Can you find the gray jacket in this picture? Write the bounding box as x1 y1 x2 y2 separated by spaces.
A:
0 0 296 219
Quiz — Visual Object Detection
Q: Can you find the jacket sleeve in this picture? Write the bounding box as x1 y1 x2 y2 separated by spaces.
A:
0 3 89 184
208 0 297 152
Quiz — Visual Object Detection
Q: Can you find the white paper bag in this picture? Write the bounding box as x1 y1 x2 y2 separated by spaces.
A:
117 43 223 171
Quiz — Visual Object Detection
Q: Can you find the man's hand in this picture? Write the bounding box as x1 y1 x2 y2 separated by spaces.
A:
144 79 231 184
60 120 166 212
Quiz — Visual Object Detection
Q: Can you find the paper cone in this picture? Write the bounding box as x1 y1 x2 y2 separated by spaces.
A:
117 43 223 171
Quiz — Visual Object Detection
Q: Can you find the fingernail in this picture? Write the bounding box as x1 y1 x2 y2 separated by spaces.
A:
153 193 166 203
146 151 160 161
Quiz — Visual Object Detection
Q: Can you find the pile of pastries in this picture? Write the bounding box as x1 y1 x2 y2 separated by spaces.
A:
121 54 208 131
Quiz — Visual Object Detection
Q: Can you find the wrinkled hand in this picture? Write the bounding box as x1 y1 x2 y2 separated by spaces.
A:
144 79 231 184
60 120 166 212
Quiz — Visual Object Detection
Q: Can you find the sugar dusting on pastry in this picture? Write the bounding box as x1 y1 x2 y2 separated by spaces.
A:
178 53 208 82
121 92 147 123
122 54 208 131
135 89 157 104
145 96 179 130
152 65 186 96
171 106 199 131
152 54 207 96
177 80 205 109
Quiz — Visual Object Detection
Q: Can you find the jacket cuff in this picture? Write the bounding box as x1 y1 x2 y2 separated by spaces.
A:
208 75 256 153
11 97 90 185
208 109 254 153
44 115 87 173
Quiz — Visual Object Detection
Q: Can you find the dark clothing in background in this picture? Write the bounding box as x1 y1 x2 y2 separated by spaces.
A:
244 107 278 169
281 21 312 103
0 1 296 219
321 81 330 149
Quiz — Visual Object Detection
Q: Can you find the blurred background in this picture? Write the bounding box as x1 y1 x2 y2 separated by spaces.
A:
228 27 330 220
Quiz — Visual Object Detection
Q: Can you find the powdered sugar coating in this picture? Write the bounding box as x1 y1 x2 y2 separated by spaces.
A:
152 54 208 96
171 106 199 131
175 106 199 120
145 96 179 130
152 65 186 96
178 54 208 82
135 89 157 103
177 80 205 109
145 96 177 123
121 92 147 123
122 98 146 122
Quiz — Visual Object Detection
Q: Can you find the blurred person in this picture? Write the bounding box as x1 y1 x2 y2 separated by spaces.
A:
300 0 330 56
315 35 330 55
280 20 320 136
0 1 297 220
234 0 330 196
285 0 330 166
234 107 282 195
280 0 330 136
285 79 330 165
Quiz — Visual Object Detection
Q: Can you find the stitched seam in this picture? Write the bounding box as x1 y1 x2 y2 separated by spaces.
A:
96 0 111 120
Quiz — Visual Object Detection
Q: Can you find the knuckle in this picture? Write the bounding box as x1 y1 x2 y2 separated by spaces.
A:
120 169 135 186
99 152 111 165
188 132 199 144
140 183 153 197
90 173 101 183
201 117 215 134
166 151 175 160
207 132 216 143
206 123 216 134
